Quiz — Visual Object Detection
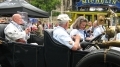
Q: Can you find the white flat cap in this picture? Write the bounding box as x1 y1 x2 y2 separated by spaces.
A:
57 14 72 21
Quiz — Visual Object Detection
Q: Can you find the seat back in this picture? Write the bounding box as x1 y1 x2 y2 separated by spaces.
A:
27 34 44 45
44 29 71 67
0 23 8 39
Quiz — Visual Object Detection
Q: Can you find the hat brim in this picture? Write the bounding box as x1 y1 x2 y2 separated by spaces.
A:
69 19 72 21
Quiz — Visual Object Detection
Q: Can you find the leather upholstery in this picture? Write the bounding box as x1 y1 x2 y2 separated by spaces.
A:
0 23 8 39
27 34 44 45
44 29 71 67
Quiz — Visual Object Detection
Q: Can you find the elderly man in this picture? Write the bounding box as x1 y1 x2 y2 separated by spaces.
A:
4 14 31 43
53 14 81 51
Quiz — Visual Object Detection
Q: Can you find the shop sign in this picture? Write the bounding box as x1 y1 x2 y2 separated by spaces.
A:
76 0 120 7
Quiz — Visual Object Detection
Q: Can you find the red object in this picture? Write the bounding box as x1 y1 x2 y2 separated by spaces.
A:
32 25 38 31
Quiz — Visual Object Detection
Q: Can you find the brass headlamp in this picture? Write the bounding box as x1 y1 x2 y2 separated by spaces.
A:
91 8 120 49
105 8 117 39
116 25 120 33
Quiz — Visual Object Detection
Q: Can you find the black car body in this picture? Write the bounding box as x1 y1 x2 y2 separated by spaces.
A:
0 23 120 67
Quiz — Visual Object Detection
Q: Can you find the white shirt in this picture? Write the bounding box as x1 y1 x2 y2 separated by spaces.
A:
93 25 105 37
93 25 107 40
4 21 30 42
53 26 74 49
116 33 120 40
70 29 86 41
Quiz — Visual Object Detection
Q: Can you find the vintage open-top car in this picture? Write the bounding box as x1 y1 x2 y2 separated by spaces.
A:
0 8 120 67
0 22 120 67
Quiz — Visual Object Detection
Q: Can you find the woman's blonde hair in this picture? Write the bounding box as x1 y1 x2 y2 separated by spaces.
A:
72 16 88 29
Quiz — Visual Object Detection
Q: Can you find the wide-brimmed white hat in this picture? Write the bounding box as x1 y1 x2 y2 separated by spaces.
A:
57 14 72 21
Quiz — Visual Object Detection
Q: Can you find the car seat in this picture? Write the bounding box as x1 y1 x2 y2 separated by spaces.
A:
44 29 71 67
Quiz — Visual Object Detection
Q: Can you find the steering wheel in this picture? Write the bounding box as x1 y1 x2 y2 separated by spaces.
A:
90 33 103 43
81 34 104 50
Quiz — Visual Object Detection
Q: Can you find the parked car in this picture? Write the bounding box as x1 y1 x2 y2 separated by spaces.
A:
0 23 120 67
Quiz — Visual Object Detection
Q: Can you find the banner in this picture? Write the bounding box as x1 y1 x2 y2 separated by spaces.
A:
76 0 120 8
29 18 38 23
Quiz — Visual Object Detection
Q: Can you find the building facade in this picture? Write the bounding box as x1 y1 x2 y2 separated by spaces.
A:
63 0 72 11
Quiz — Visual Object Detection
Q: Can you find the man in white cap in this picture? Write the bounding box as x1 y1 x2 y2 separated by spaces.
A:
53 14 81 51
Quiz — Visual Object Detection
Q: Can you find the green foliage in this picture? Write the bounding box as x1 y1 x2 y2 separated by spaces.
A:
30 0 60 12
52 12 60 16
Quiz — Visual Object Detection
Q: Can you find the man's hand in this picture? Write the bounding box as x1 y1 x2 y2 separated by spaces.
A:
72 34 82 50
16 38 26 43
25 27 31 34
72 34 80 40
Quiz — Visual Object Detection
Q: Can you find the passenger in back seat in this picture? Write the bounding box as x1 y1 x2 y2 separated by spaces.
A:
4 14 36 44
70 16 93 42
70 16 96 51
53 14 82 51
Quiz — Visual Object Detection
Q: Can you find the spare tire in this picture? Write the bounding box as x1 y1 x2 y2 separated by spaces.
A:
76 49 120 67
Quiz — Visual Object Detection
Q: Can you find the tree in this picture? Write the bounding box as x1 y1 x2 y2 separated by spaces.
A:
30 0 60 12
